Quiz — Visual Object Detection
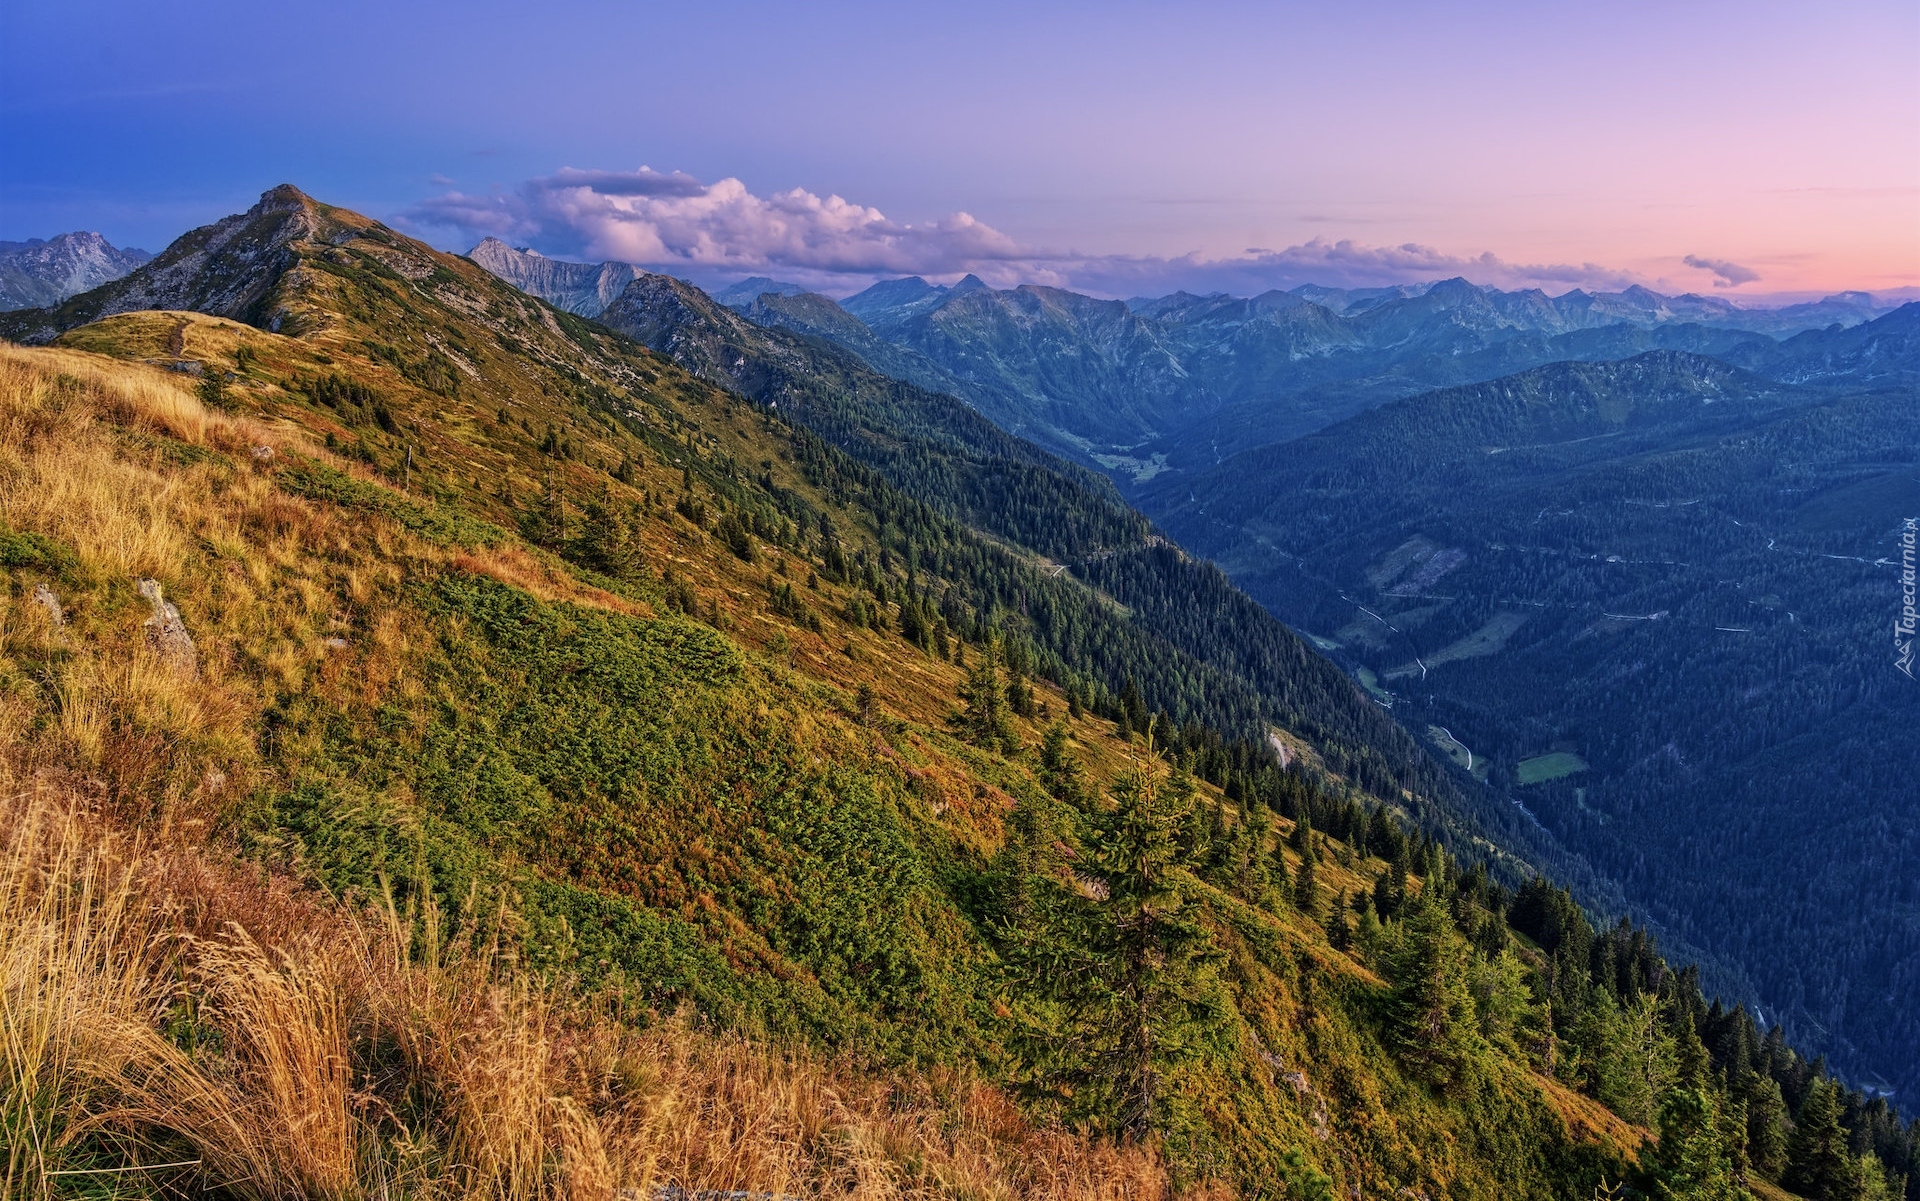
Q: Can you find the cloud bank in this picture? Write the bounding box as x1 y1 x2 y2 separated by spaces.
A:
405 167 1025 287
403 167 1653 298
1684 254 1762 288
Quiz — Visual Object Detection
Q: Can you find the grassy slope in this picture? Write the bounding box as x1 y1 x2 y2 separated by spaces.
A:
0 198 1646 1197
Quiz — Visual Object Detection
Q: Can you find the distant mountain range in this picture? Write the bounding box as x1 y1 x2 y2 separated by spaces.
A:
471 246 1906 479
0 231 151 311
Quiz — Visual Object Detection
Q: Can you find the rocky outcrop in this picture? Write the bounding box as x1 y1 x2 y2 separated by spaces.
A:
30 582 64 627
468 238 638 317
137 578 198 678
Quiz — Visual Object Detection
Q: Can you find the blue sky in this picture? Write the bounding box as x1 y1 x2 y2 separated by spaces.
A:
4 1 1916 299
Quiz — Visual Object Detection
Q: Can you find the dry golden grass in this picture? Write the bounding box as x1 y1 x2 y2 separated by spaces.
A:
1532 1070 1650 1158
0 784 610 1199
0 784 1170 1199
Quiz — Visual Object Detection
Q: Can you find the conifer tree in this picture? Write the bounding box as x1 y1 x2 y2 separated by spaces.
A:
537 465 568 546
1039 719 1089 804
1373 856 1407 922
1648 1087 1743 1201
1294 848 1320 919
1251 807 1282 888
1470 946 1538 1059
1355 890 1385 964
953 640 1018 752
1071 763 1226 1138
1743 1073 1790 1181
577 483 640 578
1324 888 1352 951
1290 811 1319 915
1577 991 1677 1126
990 790 1069 931
1389 892 1479 1092
1785 1079 1867 1201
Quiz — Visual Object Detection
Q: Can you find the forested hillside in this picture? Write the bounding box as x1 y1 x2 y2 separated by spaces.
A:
4 186 1913 1199
1141 349 1920 1108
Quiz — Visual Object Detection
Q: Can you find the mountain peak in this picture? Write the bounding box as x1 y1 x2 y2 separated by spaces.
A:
0 230 154 311
710 276 809 308
259 182 317 211
1 184 386 340
467 239 640 316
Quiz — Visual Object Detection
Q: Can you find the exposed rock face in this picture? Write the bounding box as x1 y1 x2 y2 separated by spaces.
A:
30 583 64 627
597 273 764 382
0 185 363 343
467 238 637 317
137 578 198 678
0 232 152 311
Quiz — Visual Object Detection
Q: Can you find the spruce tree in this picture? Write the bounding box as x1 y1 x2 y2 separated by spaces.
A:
1648 1087 1743 1201
1785 1079 1866 1201
1577 991 1677 1127
1743 1072 1790 1181
1389 892 1479 1092
1293 850 1320 922
577 483 640 578
1289 810 1319 915
1072 763 1226 1138
537 465 568 546
1039 719 1089 804
1324 888 1352 951
953 640 1017 752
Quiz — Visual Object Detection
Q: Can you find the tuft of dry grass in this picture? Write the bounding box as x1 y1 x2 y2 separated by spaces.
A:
0 783 614 1198
588 1026 1172 1199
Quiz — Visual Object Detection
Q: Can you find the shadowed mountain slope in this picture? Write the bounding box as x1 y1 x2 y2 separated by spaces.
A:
1143 350 1920 1105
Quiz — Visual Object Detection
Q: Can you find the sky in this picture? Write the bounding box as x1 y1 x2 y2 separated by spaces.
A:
3 0 1916 303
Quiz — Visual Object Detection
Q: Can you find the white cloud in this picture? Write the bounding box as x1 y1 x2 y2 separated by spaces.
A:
403 166 1025 287
1683 254 1762 288
1051 240 1646 297
401 167 1653 298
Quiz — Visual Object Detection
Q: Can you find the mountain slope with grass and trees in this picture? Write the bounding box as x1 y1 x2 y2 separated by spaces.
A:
3 185 1913 1200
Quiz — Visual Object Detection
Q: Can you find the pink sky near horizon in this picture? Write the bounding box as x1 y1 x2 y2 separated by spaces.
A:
5 1 1917 299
